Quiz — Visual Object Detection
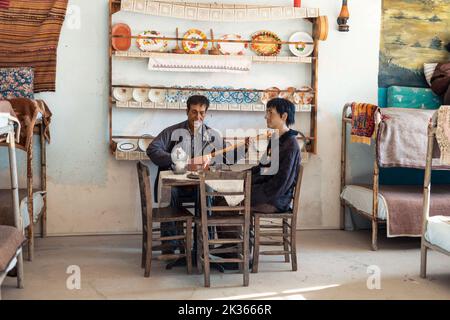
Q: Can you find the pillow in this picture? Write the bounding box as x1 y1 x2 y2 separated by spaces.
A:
424 63 438 87
0 67 34 99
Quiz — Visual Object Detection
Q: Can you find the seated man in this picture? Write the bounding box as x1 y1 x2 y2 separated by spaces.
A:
147 95 245 256
214 98 301 269
250 97 301 213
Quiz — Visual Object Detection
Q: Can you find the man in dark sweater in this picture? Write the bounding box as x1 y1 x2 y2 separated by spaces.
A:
250 98 301 213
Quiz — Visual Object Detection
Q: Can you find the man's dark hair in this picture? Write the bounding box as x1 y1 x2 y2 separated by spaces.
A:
446 42 450 52
187 95 210 111
266 98 295 126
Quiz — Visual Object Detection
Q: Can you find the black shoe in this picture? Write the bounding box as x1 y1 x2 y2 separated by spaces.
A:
7 267 17 277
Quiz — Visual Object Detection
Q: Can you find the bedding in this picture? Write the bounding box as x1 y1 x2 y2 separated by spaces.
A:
341 184 450 237
0 189 45 229
425 215 450 252
0 225 25 272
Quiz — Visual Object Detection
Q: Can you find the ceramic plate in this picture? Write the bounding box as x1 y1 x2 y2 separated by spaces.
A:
117 140 138 152
138 134 153 152
166 86 181 103
289 32 314 57
217 34 247 55
113 87 133 102
251 31 282 56
182 29 208 54
112 23 131 51
148 88 167 103
132 88 149 103
137 30 168 52
279 87 296 102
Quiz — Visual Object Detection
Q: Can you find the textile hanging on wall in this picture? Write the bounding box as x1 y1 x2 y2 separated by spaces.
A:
436 106 450 165
0 0 68 92
378 0 450 88
0 0 9 9
350 102 378 145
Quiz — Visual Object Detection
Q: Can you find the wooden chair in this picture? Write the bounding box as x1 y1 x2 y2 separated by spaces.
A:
197 170 252 287
251 165 304 273
136 162 193 277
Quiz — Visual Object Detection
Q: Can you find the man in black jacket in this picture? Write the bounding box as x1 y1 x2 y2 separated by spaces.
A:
250 98 301 213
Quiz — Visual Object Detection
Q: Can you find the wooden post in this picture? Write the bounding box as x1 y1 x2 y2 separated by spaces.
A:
420 119 435 278
371 118 380 251
340 104 351 230
26 142 34 261
310 18 319 154
40 123 47 237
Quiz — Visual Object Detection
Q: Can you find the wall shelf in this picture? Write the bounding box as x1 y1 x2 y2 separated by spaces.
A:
113 51 314 64
113 101 313 112
116 0 319 21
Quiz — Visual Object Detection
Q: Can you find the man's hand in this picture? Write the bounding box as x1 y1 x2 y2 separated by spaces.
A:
188 154 211 171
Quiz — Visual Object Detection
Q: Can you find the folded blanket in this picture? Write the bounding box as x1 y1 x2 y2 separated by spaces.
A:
435 106 450 165
0 98 51 150
376 108 443 169
350 102 378 145
148 53 252 73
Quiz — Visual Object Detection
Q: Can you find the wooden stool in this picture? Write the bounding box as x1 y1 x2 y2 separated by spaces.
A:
251 165 303 273
137 162 193 277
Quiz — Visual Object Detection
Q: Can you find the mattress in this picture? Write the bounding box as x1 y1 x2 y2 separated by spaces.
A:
425 215 450 253
0 189 45 229
340 185 388 220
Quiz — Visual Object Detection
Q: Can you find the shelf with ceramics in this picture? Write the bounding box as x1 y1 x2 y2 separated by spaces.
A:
112 134 313 161
115 0 320 21
112 85 314 112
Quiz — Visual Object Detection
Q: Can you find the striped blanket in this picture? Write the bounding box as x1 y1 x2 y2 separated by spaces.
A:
0 0 68 92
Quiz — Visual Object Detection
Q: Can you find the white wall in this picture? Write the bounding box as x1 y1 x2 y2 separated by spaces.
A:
0 0 380 235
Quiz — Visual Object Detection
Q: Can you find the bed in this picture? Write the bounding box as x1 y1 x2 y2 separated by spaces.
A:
420 110 450 278
341 103 450 250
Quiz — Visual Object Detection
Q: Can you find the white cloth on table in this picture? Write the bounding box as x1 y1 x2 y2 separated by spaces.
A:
157 170 245 208
148 53 252 73
0 100 21 143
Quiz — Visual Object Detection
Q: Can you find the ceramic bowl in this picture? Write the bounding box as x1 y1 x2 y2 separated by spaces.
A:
132 88 149 103
113 87 133 102
117 140 138 152
148 88 167 103
138 134 153 152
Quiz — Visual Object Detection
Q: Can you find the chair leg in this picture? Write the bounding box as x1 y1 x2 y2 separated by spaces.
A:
185 219 193 275
144 229 152 277
371 219 378 251
16 251 24 289
420 243 428 278
27 226 33 262
202 225 210 287
252 216 260 273
141 232 146 269
243 221 250 287
290 222 298 272
283 218 290 263
196 225 203 274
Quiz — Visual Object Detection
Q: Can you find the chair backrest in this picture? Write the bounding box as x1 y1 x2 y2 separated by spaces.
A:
291 165 304 225
198 170 252 224
136 161 153 225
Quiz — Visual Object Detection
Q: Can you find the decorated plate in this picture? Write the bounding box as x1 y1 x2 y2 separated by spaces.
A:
182 29 208 54
148 88 167 103
113 87 133 102
250 31 282 56
217 34 247 55
132 88 149 103
279 87 296 103
117 140 138 152
137 30 168 52
289 32 314 57
112 23 131 51
165 86 181 103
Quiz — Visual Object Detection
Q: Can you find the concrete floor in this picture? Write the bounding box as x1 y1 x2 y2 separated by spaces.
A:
2 230 449 300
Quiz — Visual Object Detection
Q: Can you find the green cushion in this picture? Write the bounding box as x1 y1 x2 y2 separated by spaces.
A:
387 86 441 109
